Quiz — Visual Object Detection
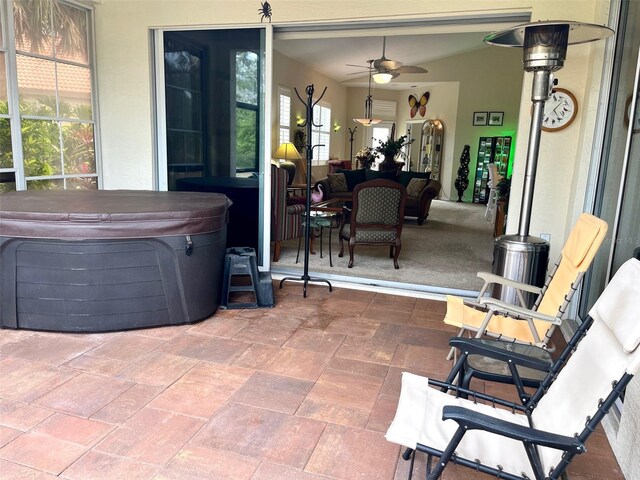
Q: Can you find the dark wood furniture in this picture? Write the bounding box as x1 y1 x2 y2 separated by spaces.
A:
339 179 407 269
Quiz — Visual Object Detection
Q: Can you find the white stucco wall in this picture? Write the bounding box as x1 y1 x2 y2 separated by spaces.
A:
93 0 610 262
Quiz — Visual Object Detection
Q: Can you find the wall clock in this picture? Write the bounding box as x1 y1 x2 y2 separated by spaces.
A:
542 87 578 132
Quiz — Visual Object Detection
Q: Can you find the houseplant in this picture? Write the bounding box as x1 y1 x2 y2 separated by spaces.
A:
374 125 413 172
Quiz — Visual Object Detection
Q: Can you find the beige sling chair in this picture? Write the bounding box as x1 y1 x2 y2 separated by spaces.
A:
386 258 640 480
444 213 607 360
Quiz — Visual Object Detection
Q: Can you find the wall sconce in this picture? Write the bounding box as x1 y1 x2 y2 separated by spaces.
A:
333 122 341 132
296 115 305 126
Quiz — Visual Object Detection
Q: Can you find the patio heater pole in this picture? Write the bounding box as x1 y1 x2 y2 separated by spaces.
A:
484 21 613 305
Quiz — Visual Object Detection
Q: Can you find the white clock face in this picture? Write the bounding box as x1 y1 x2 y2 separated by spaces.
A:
542 88 577 132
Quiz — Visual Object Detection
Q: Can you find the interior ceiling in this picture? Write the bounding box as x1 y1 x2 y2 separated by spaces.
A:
273 31 493 89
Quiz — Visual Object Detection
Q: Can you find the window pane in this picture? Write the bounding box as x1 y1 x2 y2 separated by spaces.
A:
0 53 7 102
62 121 94 174
22 119 61 176
14 0 53 57
236 108 256 170
165 50 201 90
0 118 14 168
236 51 258 105
311 131 319 160
166 88 201 131
183 131 202 164
66 176 97 190
57 63 92 119
53 2 88 64
17 54 56 116
27 178 64 190
279 92 290 127
0 182 17 193
279 127 289 145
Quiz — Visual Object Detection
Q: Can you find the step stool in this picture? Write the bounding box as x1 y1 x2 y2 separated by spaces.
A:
220 247 274 309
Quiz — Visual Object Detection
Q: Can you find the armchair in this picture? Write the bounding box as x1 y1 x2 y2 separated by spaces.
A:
271 164 304 262
339 179 406 269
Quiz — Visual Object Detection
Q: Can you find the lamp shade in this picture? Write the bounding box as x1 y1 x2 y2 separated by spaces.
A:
274 142 302 160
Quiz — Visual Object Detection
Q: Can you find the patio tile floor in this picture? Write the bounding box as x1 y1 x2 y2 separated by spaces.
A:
0 282 625 479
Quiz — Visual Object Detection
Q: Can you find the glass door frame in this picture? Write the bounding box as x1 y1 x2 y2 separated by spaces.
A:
151 24 273 270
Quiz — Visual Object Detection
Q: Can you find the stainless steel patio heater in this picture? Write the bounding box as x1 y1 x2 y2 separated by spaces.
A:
484 21 613 305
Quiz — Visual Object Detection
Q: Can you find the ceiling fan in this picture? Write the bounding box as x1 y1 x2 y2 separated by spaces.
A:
347 37 428 84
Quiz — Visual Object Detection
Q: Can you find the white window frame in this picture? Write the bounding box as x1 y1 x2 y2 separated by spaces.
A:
311 100 330 165
1 0 101 191
278 85 291 146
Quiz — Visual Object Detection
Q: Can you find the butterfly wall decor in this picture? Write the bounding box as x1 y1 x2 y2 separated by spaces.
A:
408 92 430 118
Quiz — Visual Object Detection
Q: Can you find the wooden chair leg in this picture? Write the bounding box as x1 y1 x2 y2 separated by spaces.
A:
348 241 355 268
393 243 401 269
273 241 281 262
339 234 345 257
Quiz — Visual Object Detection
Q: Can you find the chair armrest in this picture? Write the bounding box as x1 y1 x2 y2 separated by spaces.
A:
442 406 585 454
314 178 332 198
476 271 543 295
479 298 561 325
448 337 552 372
419 180 441 200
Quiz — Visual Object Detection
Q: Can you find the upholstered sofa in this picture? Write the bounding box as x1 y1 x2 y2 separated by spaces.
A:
315 169 442 225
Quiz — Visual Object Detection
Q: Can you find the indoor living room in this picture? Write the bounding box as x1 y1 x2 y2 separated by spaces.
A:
270 26 525 294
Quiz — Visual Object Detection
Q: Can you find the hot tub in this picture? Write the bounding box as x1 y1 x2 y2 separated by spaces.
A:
0 190 231 333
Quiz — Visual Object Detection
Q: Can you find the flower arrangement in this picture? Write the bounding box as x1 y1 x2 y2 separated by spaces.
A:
355 147 376 169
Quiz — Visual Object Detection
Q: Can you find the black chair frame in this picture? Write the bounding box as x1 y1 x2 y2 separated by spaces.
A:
400 366 632 480
445 316 593 405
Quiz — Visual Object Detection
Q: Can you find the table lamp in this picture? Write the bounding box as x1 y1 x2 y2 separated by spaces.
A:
274 142 303 186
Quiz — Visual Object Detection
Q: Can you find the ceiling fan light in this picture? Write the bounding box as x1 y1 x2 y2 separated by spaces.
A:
372 72 393 84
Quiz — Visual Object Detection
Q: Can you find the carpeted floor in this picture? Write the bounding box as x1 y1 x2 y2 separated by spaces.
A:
272 200 495 292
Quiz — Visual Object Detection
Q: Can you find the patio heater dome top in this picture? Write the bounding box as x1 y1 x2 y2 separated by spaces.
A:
483 20 614 48
484 21 613 73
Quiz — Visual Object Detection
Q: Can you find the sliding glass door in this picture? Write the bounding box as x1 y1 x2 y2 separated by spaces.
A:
153 26 271 267
580 1 640 316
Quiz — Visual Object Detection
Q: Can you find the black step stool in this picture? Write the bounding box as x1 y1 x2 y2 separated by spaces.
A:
220 247 274 309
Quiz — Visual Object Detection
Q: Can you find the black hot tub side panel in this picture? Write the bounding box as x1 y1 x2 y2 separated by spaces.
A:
0 228 226 332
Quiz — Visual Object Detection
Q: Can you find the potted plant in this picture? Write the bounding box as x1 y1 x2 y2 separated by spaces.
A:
374 124 413 172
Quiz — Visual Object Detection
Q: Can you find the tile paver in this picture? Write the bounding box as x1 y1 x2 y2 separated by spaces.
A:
0 283 624 479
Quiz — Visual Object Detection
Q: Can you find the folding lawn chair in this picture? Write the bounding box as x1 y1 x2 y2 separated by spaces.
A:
386 258 640 480
444 213 607 360
444 250 640 406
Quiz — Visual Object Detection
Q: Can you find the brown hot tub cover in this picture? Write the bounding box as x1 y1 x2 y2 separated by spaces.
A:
0 190 231 239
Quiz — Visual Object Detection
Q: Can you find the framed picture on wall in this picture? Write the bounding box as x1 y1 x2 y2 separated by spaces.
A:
489 112 504 126
473 112 487 126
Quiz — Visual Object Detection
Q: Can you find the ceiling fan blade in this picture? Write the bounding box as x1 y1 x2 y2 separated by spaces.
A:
346 63 370 69
393 65 428 74
374 58 401 71
347 70 370 76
